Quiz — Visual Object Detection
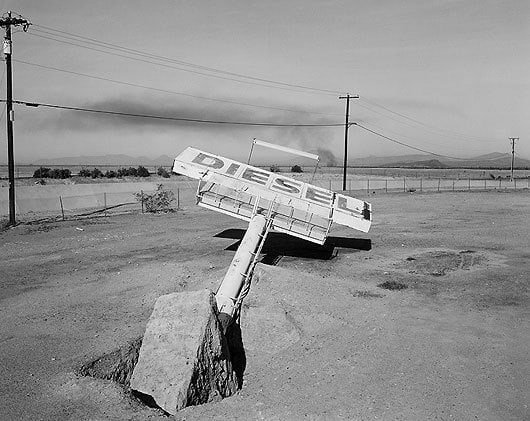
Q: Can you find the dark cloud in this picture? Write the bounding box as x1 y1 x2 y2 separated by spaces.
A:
46 96 339 131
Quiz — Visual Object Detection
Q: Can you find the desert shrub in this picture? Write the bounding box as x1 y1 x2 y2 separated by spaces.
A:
269 164 281 173
137 166 150 177
134 184 174 213
157 167 171 178
33 167 51 178
90 168 103 178
78 168 92 177
33 167 71 179
105 170 117 178
50 168 71 179
118 167 134 177
291 164 303 173
117 167 137 177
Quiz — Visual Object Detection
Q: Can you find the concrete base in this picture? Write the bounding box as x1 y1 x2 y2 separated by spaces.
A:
130 289 238 415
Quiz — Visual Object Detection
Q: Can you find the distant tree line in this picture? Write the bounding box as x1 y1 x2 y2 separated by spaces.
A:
33 166 171 179
269 164 304 173
32 167 72 179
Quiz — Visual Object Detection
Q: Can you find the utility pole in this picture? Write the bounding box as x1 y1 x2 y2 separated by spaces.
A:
0 12 30 226
509 137 518 181
339 94 358 191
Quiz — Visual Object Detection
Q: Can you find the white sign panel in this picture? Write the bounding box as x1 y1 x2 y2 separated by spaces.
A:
173 147 371 233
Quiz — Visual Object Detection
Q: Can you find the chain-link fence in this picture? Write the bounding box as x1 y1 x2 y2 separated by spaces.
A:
338 177 530 194
1 177 528 224
0 181 197 223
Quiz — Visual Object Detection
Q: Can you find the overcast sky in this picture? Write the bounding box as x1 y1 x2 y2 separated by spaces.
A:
1 0 529 164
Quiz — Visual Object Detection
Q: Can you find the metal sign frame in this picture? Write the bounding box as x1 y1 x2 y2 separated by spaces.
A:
173 147 371 243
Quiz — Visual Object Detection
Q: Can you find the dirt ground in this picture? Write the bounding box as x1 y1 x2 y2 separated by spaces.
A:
1 191 529 420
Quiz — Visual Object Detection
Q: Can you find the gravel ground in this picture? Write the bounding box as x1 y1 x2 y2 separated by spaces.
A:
1 191 529 420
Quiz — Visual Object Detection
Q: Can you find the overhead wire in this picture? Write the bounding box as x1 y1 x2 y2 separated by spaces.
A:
354 123 477 161
358 120 496 155
359 97 498 143
32 25 342 96
4 99 344 127
13 59 342 117
3 97 506 162
29 24 499 146
28 27 338 97
15 23 510 157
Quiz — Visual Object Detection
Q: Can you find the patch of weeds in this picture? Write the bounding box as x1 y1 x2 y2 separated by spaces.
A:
135 184 175 213
35 224 58 232
378 280 408 291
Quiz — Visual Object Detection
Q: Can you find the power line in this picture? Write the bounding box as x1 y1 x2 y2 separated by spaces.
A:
359 97 498 143
29 24 502 146
20 23 510 150
354 123 475 161
28 26 339 96
3 99 344 127
5 97 493 160
358 120 494 155
33 25 342 95
13 59 342 117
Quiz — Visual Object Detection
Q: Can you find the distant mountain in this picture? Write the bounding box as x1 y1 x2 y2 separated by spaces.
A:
381 159 448 169
350 154 434 167
32 154 174 166
352 153 530 169
471 152 509 160
30 152 530 169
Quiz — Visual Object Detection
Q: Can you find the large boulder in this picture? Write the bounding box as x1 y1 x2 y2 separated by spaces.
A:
130 289 238 415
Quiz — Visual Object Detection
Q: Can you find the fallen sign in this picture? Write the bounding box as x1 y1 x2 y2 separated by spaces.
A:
173 147 371 243
130 145 372 414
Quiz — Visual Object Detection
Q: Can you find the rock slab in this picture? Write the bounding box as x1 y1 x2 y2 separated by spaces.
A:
130 289 238 415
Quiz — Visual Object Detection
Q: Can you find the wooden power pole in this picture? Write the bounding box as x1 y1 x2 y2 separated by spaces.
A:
0 12 30 226
509 137 518 181
339 94 358 191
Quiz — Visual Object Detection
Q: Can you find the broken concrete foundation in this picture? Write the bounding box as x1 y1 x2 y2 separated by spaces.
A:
130 289 238 415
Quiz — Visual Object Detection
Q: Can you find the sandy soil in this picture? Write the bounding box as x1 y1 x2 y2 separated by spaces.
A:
1 191 528 420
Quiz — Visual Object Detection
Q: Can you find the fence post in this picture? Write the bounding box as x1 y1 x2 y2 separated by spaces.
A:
385 179 388 193
514 178 517 190
403 177 406 192
141 190 144 213
484 179 487 190
367 179 370 194
104 192 107 217
59 196 65 221
468 179 471 191
438 178 441 192
420 178 423 192
452 180 455 192
499 179 501 189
